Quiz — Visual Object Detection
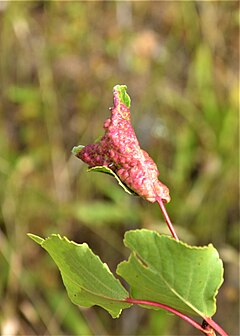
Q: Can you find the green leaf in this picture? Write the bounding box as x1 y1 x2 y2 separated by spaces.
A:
117 229 223 318
87 165 137 195
27 233 44 245
113 84 131 108
28 234 131 318
71 145 85 156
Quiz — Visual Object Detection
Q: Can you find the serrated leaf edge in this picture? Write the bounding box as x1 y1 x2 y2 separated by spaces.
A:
29 233 131 306
121 229 224 318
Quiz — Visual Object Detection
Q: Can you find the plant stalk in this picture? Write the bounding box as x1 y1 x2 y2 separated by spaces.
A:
204 317 229 336
123 298 229 336
157 197 179 240
125 298 207 334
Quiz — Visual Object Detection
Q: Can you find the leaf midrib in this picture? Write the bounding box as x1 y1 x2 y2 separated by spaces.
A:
133 252 204 317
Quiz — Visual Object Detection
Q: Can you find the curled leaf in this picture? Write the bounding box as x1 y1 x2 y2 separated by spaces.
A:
87 165 137 195
73 85 170 203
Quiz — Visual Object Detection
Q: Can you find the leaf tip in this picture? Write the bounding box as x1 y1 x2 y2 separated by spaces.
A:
71 145 85 156
113 84 131 108
27 233 44 245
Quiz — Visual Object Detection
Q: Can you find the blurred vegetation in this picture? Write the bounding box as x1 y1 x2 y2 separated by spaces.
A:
0 1 239 335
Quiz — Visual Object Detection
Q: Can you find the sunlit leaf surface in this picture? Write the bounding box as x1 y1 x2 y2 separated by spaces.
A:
28 234 131 318
117 229 224 318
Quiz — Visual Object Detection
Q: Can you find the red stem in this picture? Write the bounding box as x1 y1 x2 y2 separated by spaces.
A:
124 298 207 334
157 197 179 241
121 298 228 336
204 317 229 336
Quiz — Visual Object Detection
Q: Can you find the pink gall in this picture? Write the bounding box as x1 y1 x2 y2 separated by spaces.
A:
72 85 170 203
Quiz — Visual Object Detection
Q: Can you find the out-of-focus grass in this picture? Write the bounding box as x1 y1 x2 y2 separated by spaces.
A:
0 2 239 335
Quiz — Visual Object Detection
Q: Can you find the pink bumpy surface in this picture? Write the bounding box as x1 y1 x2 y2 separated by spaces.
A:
76 87 170 203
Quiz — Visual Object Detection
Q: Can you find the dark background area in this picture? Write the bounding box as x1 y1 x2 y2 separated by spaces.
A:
0 1 239 335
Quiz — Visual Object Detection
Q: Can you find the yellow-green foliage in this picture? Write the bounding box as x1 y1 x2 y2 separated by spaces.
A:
0 2 238 335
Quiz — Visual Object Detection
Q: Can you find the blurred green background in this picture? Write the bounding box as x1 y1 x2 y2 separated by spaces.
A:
0 2 239 335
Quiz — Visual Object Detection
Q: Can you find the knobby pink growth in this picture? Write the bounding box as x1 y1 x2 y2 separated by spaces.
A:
74 85 171 204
